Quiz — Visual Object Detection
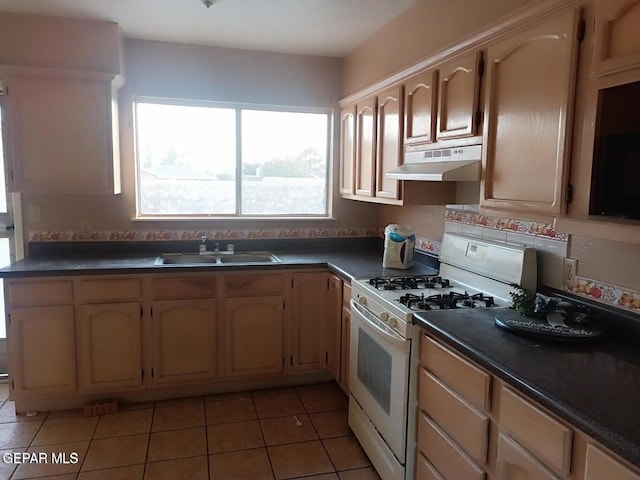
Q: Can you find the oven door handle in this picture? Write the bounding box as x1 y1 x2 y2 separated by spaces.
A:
350 299 407 347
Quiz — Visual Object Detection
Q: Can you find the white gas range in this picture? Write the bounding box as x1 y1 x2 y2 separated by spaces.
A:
348 233 537 480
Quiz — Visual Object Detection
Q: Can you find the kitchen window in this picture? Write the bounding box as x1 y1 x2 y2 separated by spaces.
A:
134 98 331 218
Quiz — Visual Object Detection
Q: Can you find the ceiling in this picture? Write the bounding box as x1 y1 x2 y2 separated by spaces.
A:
0 0 417 57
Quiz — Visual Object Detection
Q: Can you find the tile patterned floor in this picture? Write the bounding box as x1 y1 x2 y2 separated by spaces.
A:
0 382 381 480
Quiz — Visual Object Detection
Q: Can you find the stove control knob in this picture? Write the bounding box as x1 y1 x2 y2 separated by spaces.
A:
380 312 390 323
388 317 398 328
358 296 367 306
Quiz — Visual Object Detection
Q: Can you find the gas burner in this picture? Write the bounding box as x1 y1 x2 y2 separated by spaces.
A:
463 292 495 308
368 275 451 291
397 291 496 310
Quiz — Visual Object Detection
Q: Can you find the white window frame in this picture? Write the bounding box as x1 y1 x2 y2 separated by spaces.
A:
133 96 333 220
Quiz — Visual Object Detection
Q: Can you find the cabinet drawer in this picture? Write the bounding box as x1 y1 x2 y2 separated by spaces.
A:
496 433 561 480
585 443 640 480
416 452 445 480
342 283 351 307
418 411 485 480
7 279 73 306
421 335 491 410
224 274 284 297
419 368 489 464
152 276 218 300
78 278 142 302
500 386 572 476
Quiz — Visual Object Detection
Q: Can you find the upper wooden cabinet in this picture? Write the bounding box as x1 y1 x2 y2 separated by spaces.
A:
354 95 378 198
592 0 640 76
2 73 121 194
375 86 404 200
347 88 404 203
437 52 482 140
339 106 356 196
404 68 438 146
481 10 581 216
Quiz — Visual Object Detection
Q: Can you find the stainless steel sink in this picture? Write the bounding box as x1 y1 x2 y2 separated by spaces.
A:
155 252 280 265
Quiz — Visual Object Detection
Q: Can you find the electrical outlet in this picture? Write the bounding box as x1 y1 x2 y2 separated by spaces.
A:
28 205 41 223
563 257 578 288
80 221 91 237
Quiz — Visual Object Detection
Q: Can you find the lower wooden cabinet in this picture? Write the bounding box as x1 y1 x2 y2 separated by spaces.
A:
419 333 640 480
9 305 76 395
150 299 217 384
291 272 328 372
585 443 640 480
224 296 284 377
496 433 561 480
326 274 342 380
78 302 143 391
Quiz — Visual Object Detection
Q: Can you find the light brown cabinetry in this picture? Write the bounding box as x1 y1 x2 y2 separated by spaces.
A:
592 0 640 76
326 274 342 380
496 433 561 480
151 299 217 384
291 272 328 372
6 279 76 396
9 305 76 395
500 386 572 477
404 68 438 146
418 335 490 480
339 283 351 395
78 302 143 391
436 51 482 141
346 86 404 204
326 275 351 395
481 10 581 217
585 443 640 480
223 273 285 377
76 277 144 391
419 333 640 480
150 275 218 385
339 106 356 195
2 73 121 194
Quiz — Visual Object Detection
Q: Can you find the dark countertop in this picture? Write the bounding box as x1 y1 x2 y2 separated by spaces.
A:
413 307 640 468
2 238 638 468
0 238 439 280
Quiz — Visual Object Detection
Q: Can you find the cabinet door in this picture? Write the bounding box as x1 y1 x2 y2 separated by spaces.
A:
339 305 351 395
9 306 76 395
376 85 403 200
481 11 580 216
292 272 328 372
326 274 343 380
437 51 482 140
496 434 561 480
79 302 143 390
151 299 217 384
4 75 118 194
340 106 356 195
355 97 376 197
405 69 438 145
584 443 640 480
224 296 284 377
592 0 640 75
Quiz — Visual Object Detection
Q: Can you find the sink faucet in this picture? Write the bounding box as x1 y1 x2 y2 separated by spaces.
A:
199 235 219 255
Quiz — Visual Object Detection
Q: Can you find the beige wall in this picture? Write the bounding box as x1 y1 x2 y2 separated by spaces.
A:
22 38 379 236
342 0 534 95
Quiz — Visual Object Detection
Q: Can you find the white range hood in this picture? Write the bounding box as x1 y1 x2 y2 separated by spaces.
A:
386 144 482 181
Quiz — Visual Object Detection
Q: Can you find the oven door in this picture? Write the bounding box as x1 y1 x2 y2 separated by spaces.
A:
349 298 410 462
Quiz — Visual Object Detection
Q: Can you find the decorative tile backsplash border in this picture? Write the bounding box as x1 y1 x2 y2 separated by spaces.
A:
28 227 382 242
445 208 568 240
566 276 640 315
